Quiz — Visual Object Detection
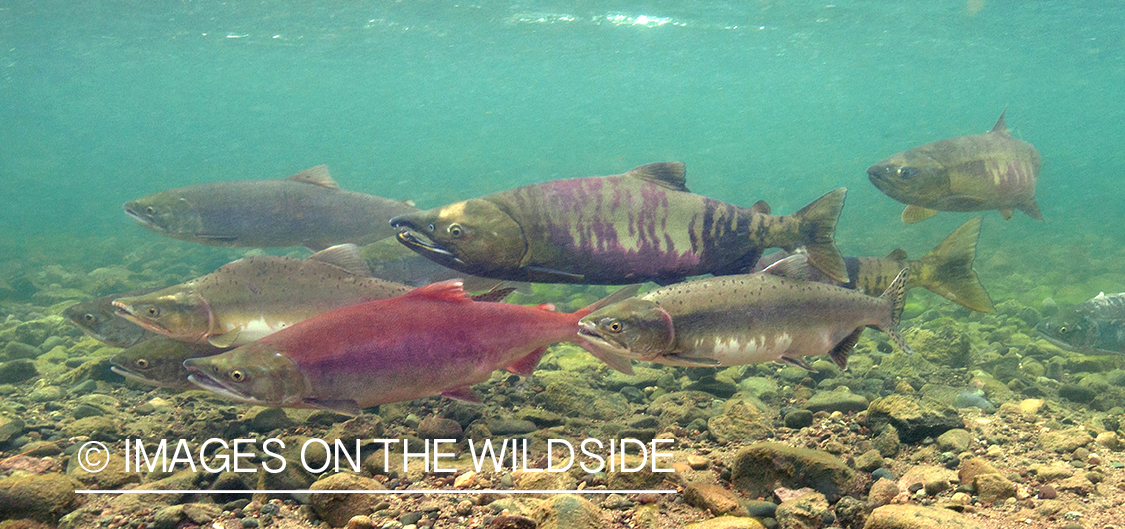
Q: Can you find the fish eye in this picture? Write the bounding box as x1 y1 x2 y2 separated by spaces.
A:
898 167 919 179
146 306 160 317
448 223 464 237
135 359 149 369
427 223 436 232
1058 326 1068 335
83 313 97 323
145 206 156 216
605 319 624 333
230 370 246 382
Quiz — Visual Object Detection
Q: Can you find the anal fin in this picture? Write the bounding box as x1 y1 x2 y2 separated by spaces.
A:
441 385 483 404
829 328 863 370
303 398 361 416
902 205 938 223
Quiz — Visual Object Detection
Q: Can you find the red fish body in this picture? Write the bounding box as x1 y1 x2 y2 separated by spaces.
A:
184 280 632 415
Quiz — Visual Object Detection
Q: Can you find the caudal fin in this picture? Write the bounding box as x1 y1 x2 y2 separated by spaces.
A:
877 268 913 354
792 188 848 283
917 217 995 313
571 285 642 375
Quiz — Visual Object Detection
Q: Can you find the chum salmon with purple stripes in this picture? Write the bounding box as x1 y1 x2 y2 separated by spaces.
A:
390 162 849 285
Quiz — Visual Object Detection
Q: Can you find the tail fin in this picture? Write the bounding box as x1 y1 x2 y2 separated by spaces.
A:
878 268 913 354
571 285 642 375
917 217 995 313
792 188 848 283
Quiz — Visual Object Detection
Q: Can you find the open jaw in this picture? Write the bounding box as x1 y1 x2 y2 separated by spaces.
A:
577 322 631 357
111 302 167 335
394 230 466 267
185 372 260 405
122 205 163 232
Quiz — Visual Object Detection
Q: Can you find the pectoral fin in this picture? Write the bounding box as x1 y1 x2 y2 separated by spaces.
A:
1018 199 1043 221
780 355 816 371
441 386 483 404
303 398 362 416
506 346 547 376
902 205 938 224
664 354 722 367
207 331 240 349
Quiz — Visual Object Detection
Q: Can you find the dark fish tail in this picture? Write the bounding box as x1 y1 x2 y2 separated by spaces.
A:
877 268 913 354
916 217 995 313
791 188 848 283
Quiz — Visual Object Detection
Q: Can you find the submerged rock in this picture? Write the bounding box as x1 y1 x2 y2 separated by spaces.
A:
531 493 607 529
308 474 386 527
730 442 859 502
864 504 982 529
866 395 962 444
0 473 83 523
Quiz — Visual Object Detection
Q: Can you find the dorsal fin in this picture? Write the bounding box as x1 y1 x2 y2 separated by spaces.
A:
750 200 771 215
286 165 339 189
403 279 473 303
761 254 810 280
624 162 689 192
989 107 1009 135
885 248 908 261
309 244 371 276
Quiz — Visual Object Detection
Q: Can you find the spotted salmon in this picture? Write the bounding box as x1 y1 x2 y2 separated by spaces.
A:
124 165 418 250
577 268 912 370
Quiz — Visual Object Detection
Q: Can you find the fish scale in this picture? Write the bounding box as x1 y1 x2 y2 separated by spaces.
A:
391 162 849 285
578 267 912 370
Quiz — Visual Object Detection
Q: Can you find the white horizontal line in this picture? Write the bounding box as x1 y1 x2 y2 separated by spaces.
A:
77 489 678 495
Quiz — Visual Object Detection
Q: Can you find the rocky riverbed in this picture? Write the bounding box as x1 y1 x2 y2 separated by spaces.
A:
1 236 1124 529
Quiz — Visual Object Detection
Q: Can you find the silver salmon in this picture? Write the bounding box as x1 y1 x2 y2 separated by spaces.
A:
124 165 418 250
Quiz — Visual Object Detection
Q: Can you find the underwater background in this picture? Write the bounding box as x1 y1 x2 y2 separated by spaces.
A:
2 1 1125 528
2 0 1123 302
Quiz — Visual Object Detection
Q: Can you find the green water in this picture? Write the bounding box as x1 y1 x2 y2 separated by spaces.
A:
1 0 1123 300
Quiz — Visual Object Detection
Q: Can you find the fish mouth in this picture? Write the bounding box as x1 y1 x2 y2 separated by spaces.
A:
111 302 168 335
123 204 165 232
394 230 467 267
577 322 633 357
186 372 262 405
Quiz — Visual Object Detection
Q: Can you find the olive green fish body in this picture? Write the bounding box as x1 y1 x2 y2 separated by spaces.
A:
868 111 1041 223
124 166 418 250
113 245 412 348
110 337 226 389
579 271 911 369
392 162 848 284
754 218 994 313
64 287 162 348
